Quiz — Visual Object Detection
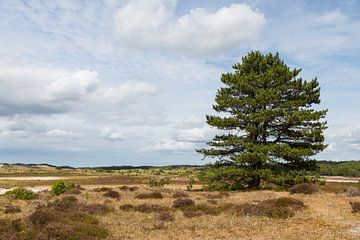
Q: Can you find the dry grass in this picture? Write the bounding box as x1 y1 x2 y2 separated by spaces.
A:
1 172 360 240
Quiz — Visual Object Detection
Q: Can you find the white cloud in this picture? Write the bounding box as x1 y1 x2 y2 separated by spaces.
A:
176 125 215 142
0 65 158 116
114 0 265 56
100 126 123 141
147 139 196 151
46 129 83 139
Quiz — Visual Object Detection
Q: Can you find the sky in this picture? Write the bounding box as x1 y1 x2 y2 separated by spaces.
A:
0 0 359 167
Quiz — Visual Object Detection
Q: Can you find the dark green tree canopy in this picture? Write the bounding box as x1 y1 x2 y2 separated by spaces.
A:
198 51 327 187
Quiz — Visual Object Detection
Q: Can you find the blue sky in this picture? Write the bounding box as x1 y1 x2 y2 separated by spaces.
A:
0 0 359 167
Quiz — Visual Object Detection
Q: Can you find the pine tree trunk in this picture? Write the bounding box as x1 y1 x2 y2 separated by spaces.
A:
250 175 261 189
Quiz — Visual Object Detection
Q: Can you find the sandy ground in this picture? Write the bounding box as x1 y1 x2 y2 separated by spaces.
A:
0 176 69 181
323 176 360 183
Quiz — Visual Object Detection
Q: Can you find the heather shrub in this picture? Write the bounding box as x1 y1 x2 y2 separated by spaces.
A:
235 197 305 219
172 198 195 208
82 204 113 215
135 191 163 199
345 187 360 197
172 191 189 198
157 212 174 222
350 202 360 213
103 190 120 199
119 204 136 211
181 204 221 218
4 205 21 214
93 187 112 192
135 204 169 213
5 188 36 200
289 183 319 194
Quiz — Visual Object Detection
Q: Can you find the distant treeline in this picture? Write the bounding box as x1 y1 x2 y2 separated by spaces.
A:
318 161 360 177
86 165 204 171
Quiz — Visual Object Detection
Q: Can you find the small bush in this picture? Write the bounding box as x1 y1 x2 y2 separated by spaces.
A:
51 181 75 195
30 207 57 226
172 198 195 208
135 191 163 199
4 205 21 214
289 183 319 194
93 187 112 192
148 177 170 187
103 190 120 199
119 185 130 190
119 203 168 213
345 187 360 197
182 204 221 218
172 191 189 198
82 204 113 215
157 212 174 222
119 185 139 191
49 196 79 211
5 188 36 200
235 197 305 219
129 186 139 192
135 204 168 213
0 219 27 240
350 202 360 213
119 204 136 211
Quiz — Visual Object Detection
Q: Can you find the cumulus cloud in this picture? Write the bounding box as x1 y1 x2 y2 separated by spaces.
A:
0 65 157 116
100 126 123 141
145 139 196 152
114 0 265 56
45 129 83 139
175 125 215 143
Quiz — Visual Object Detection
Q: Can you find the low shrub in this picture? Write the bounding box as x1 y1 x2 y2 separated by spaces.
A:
350 202 360 213
157 212 174 222
119 204 136 211
172 198 195 208
119 203 168 213
181 204 221 218
135 191 163 199
172 191 189 198
135 204 168 213
289 183 319 194
119 185 139 191
49 196 79 211
5 188 36 200
235 197 305 219
82 204 113 215
345 187 360 197
93 187 112 192
103 190 120 199
0 219 28 240
148 177 170 187
51 181 75 195
4 205 21 214
119 185 130 190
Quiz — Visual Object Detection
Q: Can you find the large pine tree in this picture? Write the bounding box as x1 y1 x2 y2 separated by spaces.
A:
197 51 327 189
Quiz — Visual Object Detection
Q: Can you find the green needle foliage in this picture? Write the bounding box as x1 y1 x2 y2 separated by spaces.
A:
197 51 327 190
